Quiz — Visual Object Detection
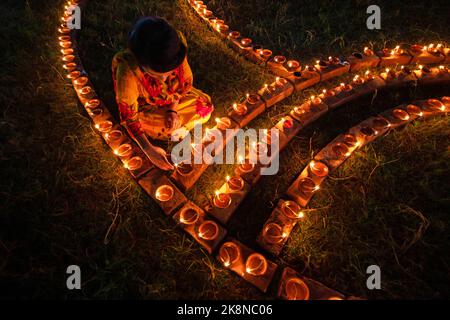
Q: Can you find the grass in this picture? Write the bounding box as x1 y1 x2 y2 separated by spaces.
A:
0 0 449 299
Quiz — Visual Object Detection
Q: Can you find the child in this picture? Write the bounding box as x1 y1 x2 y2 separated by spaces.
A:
112 17 214 170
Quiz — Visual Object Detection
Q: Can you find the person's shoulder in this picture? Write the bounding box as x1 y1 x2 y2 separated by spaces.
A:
113 49 139 69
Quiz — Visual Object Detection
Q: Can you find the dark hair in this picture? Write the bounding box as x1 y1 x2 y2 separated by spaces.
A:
128 16 186 73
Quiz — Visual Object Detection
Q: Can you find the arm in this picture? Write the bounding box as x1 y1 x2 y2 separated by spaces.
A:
113 56 173 170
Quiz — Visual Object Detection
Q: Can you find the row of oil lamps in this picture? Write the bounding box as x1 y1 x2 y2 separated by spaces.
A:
58 0 319 299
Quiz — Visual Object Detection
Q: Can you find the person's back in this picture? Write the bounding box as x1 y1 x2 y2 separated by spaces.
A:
112 16 214 170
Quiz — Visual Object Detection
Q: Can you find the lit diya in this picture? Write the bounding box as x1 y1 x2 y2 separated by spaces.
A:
58 35 71 42
246 93 260 105
95 120 113 133
245 253 268 276
425 99 445 111
273 55 287 65
155 184 174 202
352 75 364 85
73 76 88 87
298 177 319 195
59 41 72 49
114 143 133 157
258 49 273 60
286 60 300 72
359 126 377 137
363 47 375 56
332 142 351 157
79 86 93 96
66 70 80 80
228 31 241 39
105 130 123 142
88 108 103 118
240 38 252 47
197 221 219 241
309 160 329 177
371 117 390 130
392 108 410 121
61 48 74 55
213 191 232 209
217 24 229 34
285 277 310 300
219 242 241 267
215 117 231 130
238 158 255 173
124 156 143 171
179 207 200 225
175 162 193 176
343 134 359 147
263 223 285 244
62 54 75 62
63 62 77 71
281 200 304 219
339 82 353 92
310 95 322 106
406 104 423 117
85 99 101 109
226 176 244 192
233 103 247 115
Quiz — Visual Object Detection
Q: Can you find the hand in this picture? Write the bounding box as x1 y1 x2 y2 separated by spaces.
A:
145 145 174 171
164 110 180 131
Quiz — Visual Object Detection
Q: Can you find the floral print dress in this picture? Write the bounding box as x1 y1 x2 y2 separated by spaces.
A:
112 33 213 140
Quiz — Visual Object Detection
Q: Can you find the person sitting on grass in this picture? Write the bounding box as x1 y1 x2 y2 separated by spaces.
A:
112 16 214 171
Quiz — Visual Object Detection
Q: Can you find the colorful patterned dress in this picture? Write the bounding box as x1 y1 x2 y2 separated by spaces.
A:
112 33 213 140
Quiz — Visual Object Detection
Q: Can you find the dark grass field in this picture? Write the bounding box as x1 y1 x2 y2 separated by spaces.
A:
0 0 449 299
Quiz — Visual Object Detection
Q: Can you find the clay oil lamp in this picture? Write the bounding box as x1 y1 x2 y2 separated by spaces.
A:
392 108 410 121
59 40 72 49
286 60 301 72
88 107 103 118
339 82 353 92
233 102 247 115
215 117 232 130
240 38 252 48
213 191 232 209
441 96 450 108
95 120 113 133
78 86 93 97
73 76 88 87
316 59 329 70
228 31 241 39
438 65 448 74
245 253 268 276
352 75 365 85
332 142 351 158
197 221 219 241
63 62 77 71
155 184 174 202
328 56 340 65
319 89 336 99
263 223 286 244
309 160 329 178
66 70 80 80
406 104 423 117
85 98 101 109
219 242 241 267
58 27 71 34
58 35 71 42
246 93 260 105
281 200 304 220
275 77 287 87
217 24 229 34
62 54 75 63
273 55 287 65
114 143 133 158
343 134 360 148
364 70 375 81
425 98 446 112
179 207 199 225
226 175 244 192
410 44 424 54
104 130 123 143
61 48 74 55
359 126 377 138
285 277 310 300
175 162 193 176
371 117 390 130
238 157 255 173
124 156 142 171
298 177 319 195
310 95 323 106
258 49 273 60
202 9 213 18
